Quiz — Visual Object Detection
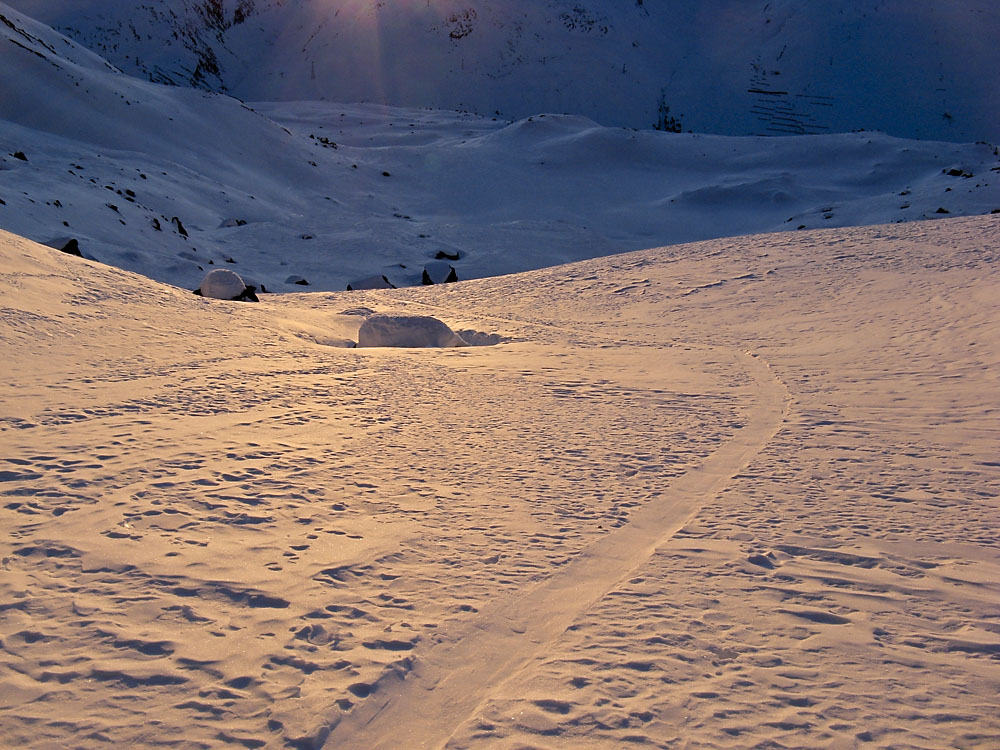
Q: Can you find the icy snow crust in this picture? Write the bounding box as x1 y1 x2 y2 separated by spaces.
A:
0 2 998 297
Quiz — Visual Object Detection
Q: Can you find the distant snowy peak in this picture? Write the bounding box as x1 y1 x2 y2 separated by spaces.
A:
6 0 999 142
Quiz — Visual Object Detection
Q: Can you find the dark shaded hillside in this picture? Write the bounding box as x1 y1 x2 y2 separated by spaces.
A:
7 0 999 142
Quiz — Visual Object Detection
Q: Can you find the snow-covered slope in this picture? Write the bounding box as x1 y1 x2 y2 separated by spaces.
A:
2 3 998 294
7 0 1000 143
2 213 999 749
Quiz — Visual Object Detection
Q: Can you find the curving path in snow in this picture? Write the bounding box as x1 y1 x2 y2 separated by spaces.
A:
324 347 789 750
3 216 999 750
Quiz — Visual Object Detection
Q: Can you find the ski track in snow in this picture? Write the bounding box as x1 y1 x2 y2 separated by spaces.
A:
1 6 999 747
3 216 999 749
324 347 789 750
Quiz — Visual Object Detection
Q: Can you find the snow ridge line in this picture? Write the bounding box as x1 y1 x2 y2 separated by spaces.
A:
321 347 790 750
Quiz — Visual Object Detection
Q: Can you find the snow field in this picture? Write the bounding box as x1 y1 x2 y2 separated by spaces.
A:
2 215 998 749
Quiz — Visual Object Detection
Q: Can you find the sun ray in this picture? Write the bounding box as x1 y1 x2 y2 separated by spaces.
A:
296 0 459 105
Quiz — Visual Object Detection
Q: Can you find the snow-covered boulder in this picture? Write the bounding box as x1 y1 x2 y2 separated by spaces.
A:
357 314 468 348
196 268 258 301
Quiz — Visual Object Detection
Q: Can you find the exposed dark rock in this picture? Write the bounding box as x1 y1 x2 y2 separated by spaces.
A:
238 285 259 302
346 275 395 291
233 3 251 25
422 262 458 285
58 238 82 257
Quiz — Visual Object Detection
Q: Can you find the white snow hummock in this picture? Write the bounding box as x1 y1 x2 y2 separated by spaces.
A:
198 269 249 300
357 314 468 348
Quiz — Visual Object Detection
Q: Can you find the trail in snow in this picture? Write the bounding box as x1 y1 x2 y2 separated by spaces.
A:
2 205 999 750
323 347 789 750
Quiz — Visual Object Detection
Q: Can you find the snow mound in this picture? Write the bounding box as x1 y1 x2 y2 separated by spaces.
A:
357 314 468 348
198 269 255 301
455 329 506 346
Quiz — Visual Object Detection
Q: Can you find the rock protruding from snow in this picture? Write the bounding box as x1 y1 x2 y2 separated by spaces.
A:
357 314 468 348
347 275 396 291
197 268 258 301
45 237 84 257
58 238 82 257
422 262 458 285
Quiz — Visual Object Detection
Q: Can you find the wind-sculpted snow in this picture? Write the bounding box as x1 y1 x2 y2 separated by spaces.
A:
2 215 999 749
2 4 999 748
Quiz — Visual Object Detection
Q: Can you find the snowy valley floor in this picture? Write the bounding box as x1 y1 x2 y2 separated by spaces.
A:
1 216 999 750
